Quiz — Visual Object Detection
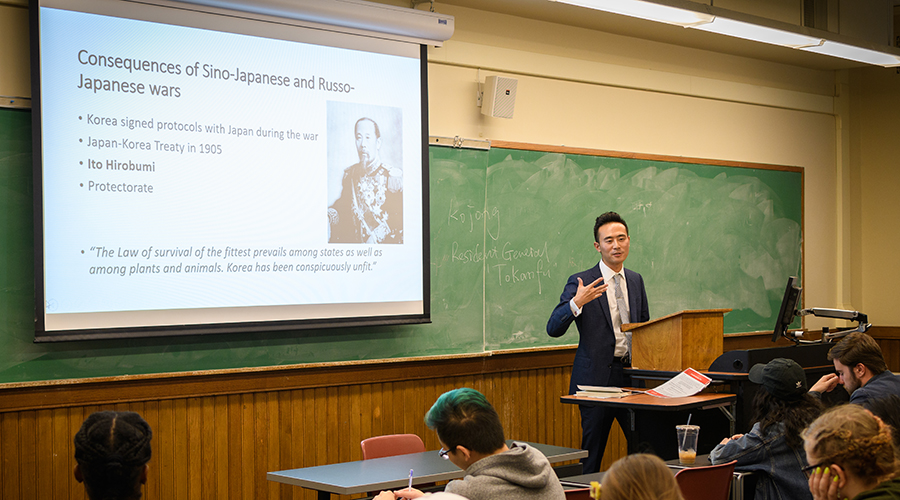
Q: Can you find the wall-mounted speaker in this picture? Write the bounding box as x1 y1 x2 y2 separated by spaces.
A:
481 76 517 119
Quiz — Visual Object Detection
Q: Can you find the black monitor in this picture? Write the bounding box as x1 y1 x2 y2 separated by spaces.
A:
772 276 802 342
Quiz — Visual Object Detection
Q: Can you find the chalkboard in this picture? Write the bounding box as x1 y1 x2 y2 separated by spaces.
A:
0 107 801 384
474 143 802 349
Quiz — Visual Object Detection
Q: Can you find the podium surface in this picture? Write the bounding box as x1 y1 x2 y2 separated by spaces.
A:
624 309 731 371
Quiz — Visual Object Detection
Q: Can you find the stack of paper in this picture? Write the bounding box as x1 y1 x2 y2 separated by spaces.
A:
575 385 632 399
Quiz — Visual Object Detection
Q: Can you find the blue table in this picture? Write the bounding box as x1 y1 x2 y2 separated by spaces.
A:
267 440 587 500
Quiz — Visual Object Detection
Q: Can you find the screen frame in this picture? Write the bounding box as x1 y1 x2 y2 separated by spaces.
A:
771 275 801 342
30 0 431 342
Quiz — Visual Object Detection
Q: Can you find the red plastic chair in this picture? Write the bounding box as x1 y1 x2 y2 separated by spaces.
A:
564 487 594 499
361 434 431 495
360 433 426 460
674 460 736 500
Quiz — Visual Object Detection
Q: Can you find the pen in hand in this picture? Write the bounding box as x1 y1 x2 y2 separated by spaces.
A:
408 469 414 491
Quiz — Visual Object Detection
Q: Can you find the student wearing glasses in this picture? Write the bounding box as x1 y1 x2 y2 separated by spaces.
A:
803 404 900 500
710 358 822 500
380 388 565 500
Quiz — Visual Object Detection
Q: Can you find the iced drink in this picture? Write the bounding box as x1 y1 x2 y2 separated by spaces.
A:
676 424 700 465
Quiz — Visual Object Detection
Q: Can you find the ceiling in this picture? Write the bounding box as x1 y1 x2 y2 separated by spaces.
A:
430 0 893 70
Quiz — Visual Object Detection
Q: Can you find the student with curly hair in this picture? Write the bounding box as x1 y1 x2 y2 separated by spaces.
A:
711 358 822 500
803 404 900 500
74 411 152 500
595 453 684 500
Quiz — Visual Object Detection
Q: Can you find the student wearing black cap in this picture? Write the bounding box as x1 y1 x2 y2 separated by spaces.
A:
710 358 823 500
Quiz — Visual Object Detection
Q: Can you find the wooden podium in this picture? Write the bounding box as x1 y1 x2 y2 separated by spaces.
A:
623 309 731 371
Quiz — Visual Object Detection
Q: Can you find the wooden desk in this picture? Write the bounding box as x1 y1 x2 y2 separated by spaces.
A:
627 365 840 432
267 440 587 500
561 390 737 454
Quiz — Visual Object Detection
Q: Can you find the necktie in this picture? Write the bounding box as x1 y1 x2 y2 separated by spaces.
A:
613 273 631 363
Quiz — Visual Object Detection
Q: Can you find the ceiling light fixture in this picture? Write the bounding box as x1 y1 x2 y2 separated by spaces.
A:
549 0 713 27
550 0 900 67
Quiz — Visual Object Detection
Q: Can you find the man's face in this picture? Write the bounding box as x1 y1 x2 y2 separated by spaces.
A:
594 222 630 271
834 359 863 393
355 120 380 168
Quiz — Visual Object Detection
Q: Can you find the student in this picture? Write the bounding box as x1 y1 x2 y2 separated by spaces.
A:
389 388 565 500
710 358 822 500
803 404 900 500
864 395 900 452
809 332 900 406
546 211 650 473
74 411 152 500
596 453 684 500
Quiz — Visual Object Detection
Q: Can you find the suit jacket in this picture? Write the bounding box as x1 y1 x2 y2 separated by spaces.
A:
546 264 649 394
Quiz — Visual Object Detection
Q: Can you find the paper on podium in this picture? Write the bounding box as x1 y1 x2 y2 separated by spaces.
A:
644 368 711 398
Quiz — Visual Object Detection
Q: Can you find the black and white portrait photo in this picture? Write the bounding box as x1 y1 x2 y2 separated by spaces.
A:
327 103 403 244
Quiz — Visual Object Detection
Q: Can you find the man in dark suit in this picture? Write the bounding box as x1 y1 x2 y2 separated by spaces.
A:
546 211 649 473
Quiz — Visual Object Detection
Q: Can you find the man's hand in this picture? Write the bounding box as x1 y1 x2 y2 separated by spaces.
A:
810 373 840 394
572 277 608 309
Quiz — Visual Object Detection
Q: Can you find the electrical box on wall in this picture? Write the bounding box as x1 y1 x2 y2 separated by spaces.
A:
481 76 517 119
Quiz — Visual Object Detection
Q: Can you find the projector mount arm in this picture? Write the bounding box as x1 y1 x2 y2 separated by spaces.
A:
798 308 871 341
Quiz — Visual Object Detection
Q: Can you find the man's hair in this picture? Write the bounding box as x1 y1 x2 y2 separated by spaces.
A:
74 411 152 500
752 390 821 449
355 117 380 138
601 453 684 500
827 332 888 374
424 388 505 455
594 211 629 243
802 404 896 482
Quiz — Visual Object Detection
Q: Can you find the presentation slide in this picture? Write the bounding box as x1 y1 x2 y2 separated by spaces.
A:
35 2 426 337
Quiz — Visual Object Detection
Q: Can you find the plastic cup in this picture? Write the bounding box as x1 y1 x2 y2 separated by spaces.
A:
676 424 700 465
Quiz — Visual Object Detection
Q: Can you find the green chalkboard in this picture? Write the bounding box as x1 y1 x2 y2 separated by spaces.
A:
0 107 801 384
476 144 802 349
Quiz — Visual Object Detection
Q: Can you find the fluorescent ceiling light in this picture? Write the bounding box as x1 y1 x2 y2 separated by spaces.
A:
552 0 713 27
801 40 900 67
693 17 822 49
550 0 900 67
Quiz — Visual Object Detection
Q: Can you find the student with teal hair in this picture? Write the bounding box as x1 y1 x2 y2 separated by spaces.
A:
382 388 565 500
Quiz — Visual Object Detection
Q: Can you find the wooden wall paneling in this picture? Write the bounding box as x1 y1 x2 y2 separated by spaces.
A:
1 411 16 500
186 397 202 500
142 401 159 500
297 389 312 500
51 408 69 498
357 383 369 444
250 393 265 500
36 409 51 499
19 410 36 500
67 406 84 500
0 347 627 500
174 398 188 500
240 393 255 500
157 399 174 500
263 392 279 500
313 387 326 468
226 394 240 499
212 395 227 499
201 396 216 500
348 384 361 463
